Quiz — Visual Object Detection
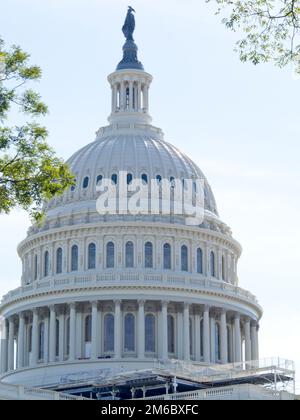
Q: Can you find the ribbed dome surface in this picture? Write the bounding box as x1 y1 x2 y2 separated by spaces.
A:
56 131 218 216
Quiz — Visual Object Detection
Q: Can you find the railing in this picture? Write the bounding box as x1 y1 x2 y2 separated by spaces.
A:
142 384 292 401
0 271 260 308
0 382 88 400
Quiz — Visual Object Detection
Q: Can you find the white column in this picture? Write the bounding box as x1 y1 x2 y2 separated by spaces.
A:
161 301 168 360
17 313 25 369
7 318 14 371
234 314 242 363
255 325 259 361
183 303 190 361
0 320 8 373
58 312 65 361
210 315 216 364
44 316 49 363
31 309 39 366
69 303 76 361
144 85 149 111
203 306 210 363
91 301 98 360
121 81 126 111
114 300 122 359
244 318 251 362
49 306 56 363
195 313 201 362
137 300 145 359
251 322 258 361
220 309 228 364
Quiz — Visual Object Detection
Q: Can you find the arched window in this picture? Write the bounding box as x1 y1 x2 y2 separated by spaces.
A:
222 255 225 281
96 174 103 185
215 323 221 361
55 319 59 357
181 245 188 272
71 179 76 192
145 242 153 268
34 255 38 281
28 325 32 354
66 318 70 356
210 251 216 277
125 241 134 268
163 243 171 270
111 173 118 185
83 176 89 189
145 314 155 353
106 242 115 268
200 319 204 357
85 315 92 343
127 173 133 185
88 243 96 270
141 173 148 184
38 322 45 360
124 314 135 352
156 174 162 185
56 248 63 274
44 251 49 277
167 315 175 354
104 314 114 352
197 248 203 274
71 245 78 272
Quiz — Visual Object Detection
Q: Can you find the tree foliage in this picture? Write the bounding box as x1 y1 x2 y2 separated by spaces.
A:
0 38 74 222
208 0 300 72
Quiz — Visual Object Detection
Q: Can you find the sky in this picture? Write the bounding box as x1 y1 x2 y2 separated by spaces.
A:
0 0 299 392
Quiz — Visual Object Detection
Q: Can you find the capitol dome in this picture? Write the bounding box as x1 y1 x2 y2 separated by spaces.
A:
0 9 262 391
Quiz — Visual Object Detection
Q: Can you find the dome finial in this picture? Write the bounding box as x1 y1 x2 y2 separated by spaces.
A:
117 7 144 71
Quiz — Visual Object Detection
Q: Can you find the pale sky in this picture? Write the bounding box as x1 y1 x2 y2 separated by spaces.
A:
0 0 299 392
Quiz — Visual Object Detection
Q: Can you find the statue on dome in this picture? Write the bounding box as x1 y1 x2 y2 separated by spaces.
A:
122 6 136 41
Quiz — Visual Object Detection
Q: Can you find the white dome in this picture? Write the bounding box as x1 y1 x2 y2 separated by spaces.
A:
45 125 218 218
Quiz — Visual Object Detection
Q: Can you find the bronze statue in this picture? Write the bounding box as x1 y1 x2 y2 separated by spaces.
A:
122 6 136 41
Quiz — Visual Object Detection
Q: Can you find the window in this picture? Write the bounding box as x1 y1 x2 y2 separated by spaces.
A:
66 318 70 356
83 176 89 189
189 318 193 356
44 251 50 277
106 242 115 268
111 174 118 185
56 248 63 274
104 314 114 352
38 322 45 360
96 175 103 185
34 255 38 281
168 315 175 353
197 248 203 274
163 243 171 270
141 173 148 184
156 175 162 185
145 242 153 268
145 314 155 353
71 245 78 272
215 323 221 361
85 315 92 343
88 243 96 270
200 319 204 357
124 314 135 352
71 179 76 192
222 255 225 281
127 173 133 185
181 245 188 272
55 319 59 357
125 241 134 268
210 251 215 277
227 326 231 363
